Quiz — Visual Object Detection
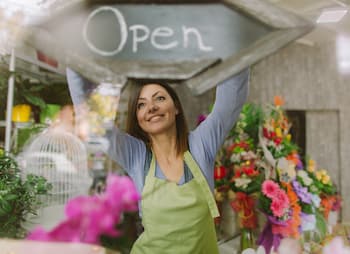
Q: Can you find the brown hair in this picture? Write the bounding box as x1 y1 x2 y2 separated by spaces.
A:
126 79 189 156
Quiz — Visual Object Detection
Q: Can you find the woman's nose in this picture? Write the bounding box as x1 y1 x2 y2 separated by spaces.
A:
148 103 158 113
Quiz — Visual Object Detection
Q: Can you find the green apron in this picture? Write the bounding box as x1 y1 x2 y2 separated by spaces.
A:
131 151 219 254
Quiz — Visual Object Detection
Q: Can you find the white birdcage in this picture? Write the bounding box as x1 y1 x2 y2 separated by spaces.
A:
21 128 90 203
20 128 91 230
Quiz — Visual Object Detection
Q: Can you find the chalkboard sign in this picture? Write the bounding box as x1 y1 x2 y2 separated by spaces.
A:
28 0 313 94
46 4 271 61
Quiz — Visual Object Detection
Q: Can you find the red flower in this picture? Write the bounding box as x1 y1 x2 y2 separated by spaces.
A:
270 132 276 139
214 166 227 180
274 137 282 145
263 128 270 139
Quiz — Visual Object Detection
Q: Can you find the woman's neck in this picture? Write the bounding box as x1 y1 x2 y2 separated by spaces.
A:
150 132 178 160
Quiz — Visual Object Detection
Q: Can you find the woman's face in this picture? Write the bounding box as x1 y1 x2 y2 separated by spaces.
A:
136 84 178 136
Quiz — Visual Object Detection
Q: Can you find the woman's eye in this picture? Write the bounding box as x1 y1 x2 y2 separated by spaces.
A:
137 102 145 109
156 96 165 101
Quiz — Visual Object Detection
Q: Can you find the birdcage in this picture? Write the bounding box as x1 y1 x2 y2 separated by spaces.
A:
21 128 91 204
20 128 91 230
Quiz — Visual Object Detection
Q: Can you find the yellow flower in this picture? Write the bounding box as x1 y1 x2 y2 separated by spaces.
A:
319 169 327 176
322 175 330 184
246 161 250 165
286 134 292 141
315 172 322 181
308 159 316 172
275 127 282 138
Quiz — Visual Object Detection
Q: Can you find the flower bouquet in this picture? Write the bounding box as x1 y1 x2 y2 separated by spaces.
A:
222 104 264 250
259 96 299 180
304 158 341 236
257 178 302 253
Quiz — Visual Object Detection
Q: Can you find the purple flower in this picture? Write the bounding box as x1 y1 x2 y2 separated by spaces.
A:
300 212 316 231
296 154 304 170
292 180 312 204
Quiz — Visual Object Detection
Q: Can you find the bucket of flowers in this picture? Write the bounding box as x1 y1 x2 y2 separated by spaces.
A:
222 103 265 251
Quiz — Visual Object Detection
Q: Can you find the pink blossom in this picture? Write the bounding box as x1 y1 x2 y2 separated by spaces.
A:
273 189 289 208
262 180 280 198
104 174 140 212
270 200 287 217
27 227 52 241
27 174 140 245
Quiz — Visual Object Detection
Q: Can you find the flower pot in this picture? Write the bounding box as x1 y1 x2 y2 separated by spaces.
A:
12 104 31 122
40 104 61 125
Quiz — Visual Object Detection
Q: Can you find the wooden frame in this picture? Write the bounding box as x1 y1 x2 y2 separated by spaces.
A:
24 0 313 94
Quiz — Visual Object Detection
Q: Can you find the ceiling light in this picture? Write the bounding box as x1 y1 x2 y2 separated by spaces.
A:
316 9 348 23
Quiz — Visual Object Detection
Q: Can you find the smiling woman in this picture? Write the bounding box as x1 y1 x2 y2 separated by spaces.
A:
127 80 187 155
66 67 249 254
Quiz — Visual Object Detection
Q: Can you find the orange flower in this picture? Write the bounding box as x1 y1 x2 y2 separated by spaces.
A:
286 151 299 166
274 96 285 107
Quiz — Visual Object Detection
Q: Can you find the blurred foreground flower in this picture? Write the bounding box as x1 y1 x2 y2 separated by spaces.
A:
322 237 350 254
27 174 140 246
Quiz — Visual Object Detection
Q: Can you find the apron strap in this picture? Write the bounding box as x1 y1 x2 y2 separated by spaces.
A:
184 151 219 218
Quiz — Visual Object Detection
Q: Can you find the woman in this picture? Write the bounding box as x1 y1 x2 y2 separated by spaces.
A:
66 68 249 254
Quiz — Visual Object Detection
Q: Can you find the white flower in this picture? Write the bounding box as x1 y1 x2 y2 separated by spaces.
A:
230 153 241 163
234 177 252 189
297 170 313 186
311 194 321 208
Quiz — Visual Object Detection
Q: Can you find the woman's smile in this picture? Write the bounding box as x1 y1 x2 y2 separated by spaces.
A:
136 84 178 135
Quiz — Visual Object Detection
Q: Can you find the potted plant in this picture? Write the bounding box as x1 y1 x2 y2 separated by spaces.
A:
0 148 52 238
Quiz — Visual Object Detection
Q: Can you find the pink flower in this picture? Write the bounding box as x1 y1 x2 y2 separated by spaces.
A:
27 227 52 241
262 180 280 198
273 189 289 208
104 174 140 212
27 174 140 245
270 200 287 217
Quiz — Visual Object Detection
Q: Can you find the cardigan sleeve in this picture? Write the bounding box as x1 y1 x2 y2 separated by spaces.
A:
191 68 250 164
65 68 146 183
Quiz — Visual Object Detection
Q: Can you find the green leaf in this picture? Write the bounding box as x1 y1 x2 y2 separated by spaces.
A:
22 93 46 110
314 210 328 243
0 200 12 213
4 194 17 201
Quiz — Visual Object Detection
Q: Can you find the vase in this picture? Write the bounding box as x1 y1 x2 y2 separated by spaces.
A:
240 228 255 253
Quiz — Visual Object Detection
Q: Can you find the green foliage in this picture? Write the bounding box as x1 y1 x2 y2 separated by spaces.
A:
257 193 272 216
267 139 299 159
0 150 52 238
313 209 328 243
230 103 264 144
0 70 71 121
